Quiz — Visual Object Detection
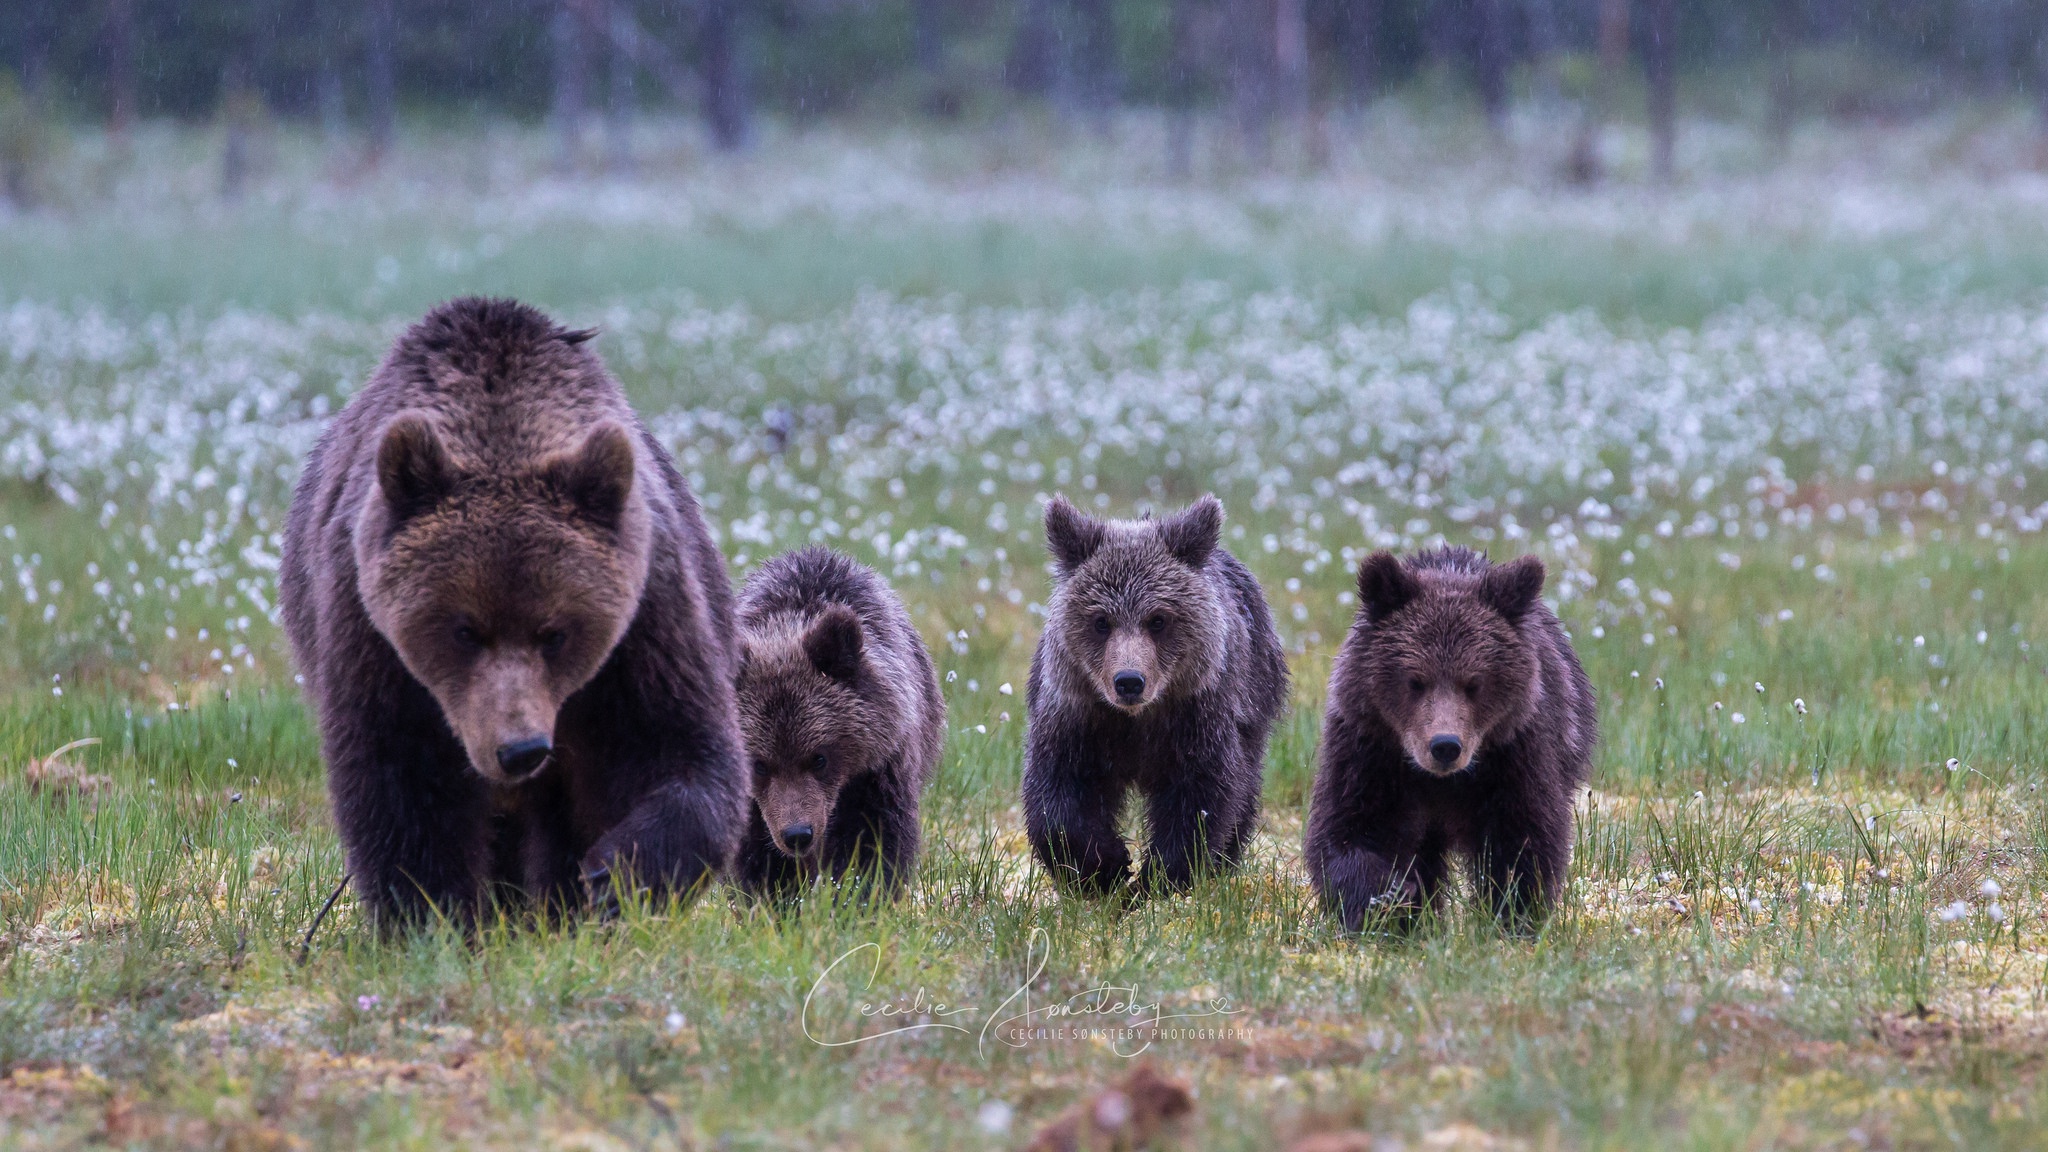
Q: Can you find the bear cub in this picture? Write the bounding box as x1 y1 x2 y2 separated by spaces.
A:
1023 495 1288 897
281 297 749 930
1305 547 1596 933
732 547 944 898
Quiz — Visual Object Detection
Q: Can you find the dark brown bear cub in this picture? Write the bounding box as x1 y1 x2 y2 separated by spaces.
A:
732 547 944 898
281 297 748 930
1305 547 1596 933
1023 495 1288 897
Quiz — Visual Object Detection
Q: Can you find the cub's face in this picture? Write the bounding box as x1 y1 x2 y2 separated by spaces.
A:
736 606 873 861
1042 495 1227 715
357 416 650 785
1354 551 1546 777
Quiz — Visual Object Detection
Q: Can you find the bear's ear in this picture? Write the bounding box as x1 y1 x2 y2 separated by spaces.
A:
1478 554 1546 624
803 604 864 685
548 422 637 530
557 327 598 347
1159 494 1223 570
1043 495 1106 573
376 416 456 525
1357 551 1420 624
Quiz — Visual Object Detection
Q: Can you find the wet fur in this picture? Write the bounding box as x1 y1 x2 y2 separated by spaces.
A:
280 297 748 931
732 547 944 899
1304 546 1597 933
1023 495 1288 897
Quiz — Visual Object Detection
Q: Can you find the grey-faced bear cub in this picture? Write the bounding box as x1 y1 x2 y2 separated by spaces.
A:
1305 547 1596 933
732 547 944 898
1023 495 1289 897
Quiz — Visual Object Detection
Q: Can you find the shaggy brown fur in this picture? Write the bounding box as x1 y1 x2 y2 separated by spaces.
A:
1023 495 1288 897
731 547 943 898
1304 547 1596 933
1026 1064 1195 1152
280 297 748 930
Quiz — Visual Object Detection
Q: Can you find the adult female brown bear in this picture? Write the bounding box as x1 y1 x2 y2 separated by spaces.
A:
281 297 748 930
1305 547 1596 934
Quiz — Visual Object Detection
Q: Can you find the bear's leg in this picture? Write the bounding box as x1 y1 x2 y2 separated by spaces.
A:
1475 799 1574 934
327 727 490 932
1317 840 1447 934
1024 756 1133 897
733 802 807 901
822 768 920 896
1136 714 1257 893
582 775 740 913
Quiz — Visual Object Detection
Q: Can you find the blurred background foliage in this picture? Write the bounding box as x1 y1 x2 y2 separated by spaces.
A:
0 1 2044 153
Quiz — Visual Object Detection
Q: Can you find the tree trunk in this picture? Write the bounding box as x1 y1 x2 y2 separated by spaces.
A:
1644 0 1677 183
1566 0 1628 184
1767 0 1796 158
1073 0 1120 116
1230 0 1278 167
701 0 750 152
1006 0 1059 95
1472 0 1509 138
913 0 944 74
1335 0 1378 110
1166 0 1200 177
366 0 397 164
552 3 587 172
1523 0 1560 106
104 0 136 140
606 0 634 173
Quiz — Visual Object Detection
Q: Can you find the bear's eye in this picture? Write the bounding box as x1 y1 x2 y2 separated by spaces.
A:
811 752 828 772
1091 616 1112 636
1146 615 1167 635
1407 677 1427 695
537 628 568 657
453 623 485 650
1463 679 1481 699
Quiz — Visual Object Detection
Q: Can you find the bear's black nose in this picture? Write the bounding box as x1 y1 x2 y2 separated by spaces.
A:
1112 670 1146 701
496 735 552 779
1428 734 1463 766
781 823 815 854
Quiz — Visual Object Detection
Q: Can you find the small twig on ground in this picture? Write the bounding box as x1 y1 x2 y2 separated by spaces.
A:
295 872 350 967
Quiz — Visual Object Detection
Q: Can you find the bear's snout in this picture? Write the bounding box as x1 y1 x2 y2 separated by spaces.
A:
780 823 815 854
496 734 553 780
1113 670 1146 702
1427 734 1462 767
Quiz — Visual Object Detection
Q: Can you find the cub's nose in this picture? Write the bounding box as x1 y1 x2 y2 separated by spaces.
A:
1112 670 1146 701
780 823 815 855
1427 734 1463 767
496 735 553 779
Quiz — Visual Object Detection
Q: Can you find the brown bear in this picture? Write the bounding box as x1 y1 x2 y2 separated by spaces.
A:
1304 547 1596 933
1022 495 1289 897
280 297 748 930
730 547 944 898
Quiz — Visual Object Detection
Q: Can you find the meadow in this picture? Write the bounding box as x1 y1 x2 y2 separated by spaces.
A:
4 107 2048 1149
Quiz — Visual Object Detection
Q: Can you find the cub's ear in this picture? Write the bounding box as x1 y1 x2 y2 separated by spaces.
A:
1357 551 1420 624
1043 495 1106 573
803 604 864 685
547 422 637 529
376 415 456 525
1479 554 1546 624
1159 494 1223 570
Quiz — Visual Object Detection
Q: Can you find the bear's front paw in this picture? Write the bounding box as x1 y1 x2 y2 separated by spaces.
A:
579 860 623 921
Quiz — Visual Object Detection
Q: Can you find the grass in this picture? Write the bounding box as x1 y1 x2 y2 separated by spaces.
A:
4 109 2048 1149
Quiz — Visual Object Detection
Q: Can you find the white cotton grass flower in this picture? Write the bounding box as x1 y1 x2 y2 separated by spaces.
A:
976 1101 1013 1135
1980 878 2002 899
1939 901 1969 922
